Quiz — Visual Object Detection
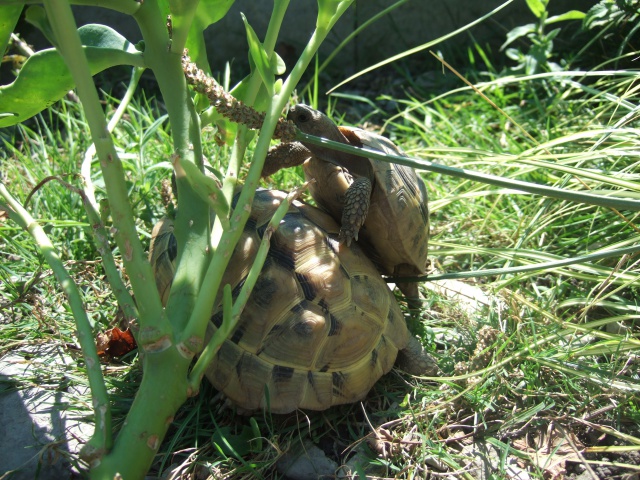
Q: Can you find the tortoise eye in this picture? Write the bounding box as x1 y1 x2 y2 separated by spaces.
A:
297 112 309 123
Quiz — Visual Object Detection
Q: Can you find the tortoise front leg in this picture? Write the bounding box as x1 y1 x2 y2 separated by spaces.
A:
340 176 372 246
262 142 312 177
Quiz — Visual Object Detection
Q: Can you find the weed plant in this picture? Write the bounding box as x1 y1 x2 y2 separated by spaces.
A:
2 1 640 479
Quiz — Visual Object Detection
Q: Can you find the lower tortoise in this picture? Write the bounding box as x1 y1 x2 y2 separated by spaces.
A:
150 189 435 413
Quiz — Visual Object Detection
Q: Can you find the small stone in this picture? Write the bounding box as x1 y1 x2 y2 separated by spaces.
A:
276 440 337 480
337 449 386 479
460 440 531 480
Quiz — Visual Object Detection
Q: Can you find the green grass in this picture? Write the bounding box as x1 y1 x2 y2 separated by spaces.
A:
2 48 640 480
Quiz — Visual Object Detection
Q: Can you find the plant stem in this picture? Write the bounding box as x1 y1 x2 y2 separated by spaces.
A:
81 67 145 324
297 131 640 212
90 350 191 479
134 0 211 335
189 185 306 387
1 0 142 14
43 0 166 334
42 2 191 475
179 14 342 347
212 0 291 246
0 182 112 461
82 66 145 209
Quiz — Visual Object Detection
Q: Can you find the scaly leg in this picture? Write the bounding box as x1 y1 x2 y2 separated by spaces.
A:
262 142 312 177
339 176 372 246
395 335 438 376
397 281 423 313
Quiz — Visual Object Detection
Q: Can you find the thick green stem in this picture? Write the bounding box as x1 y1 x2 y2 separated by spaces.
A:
82 66 145 209
43 0 166 333
0 182 112 461
81 67 145 324
134 0 210 334
212 0 291 246
42 2 190 476
90 350 191 479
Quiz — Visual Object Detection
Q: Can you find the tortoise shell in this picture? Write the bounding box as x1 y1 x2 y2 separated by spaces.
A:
150 189 409 413
303 124 430 280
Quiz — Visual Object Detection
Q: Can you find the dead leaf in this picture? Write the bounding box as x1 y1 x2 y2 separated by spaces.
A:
0 206 9 222
96 327 137 358
513 428 585 480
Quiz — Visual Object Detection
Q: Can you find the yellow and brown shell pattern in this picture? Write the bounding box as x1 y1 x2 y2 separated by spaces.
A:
149 189 409 413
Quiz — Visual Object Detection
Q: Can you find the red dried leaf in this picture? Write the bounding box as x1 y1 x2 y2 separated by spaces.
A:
96 327 136 357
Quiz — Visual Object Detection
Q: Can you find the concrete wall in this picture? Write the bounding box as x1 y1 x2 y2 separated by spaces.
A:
210 0 594 75
19 0 596 77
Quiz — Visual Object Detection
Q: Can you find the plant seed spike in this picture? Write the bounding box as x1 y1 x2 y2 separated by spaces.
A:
181 52 296 142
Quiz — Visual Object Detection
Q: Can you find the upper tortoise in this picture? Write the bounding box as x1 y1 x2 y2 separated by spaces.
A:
149 189 435 414
264 104 430 304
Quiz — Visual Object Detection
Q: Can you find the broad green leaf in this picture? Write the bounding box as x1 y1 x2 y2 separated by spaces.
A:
253 81 274 112
525 0 546 18
211 111 240 146
547 10 586 24
79 24 140 51
317 0 341 23
229 74 251 103
241 14 274 96
584 2 618 29
545 27 561 43
501 24 536 50
317 0 353 30
0 5 23 57
505 48 524 63
0 25 144 127
25 6 56 46
196 0 236 25
181 0 236 75
270 51 286 75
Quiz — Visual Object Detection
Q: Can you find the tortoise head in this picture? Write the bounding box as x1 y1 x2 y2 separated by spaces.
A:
287 104 374 180
287 104 344 141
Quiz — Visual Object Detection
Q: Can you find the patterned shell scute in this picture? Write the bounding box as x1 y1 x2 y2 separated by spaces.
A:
151 189 409 414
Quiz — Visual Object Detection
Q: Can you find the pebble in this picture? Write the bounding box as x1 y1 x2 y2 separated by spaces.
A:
276 439 338 480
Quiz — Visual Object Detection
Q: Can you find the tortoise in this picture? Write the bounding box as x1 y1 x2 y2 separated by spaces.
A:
263 104 430 305
149 189 435 413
